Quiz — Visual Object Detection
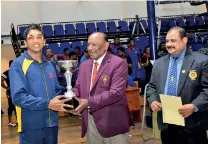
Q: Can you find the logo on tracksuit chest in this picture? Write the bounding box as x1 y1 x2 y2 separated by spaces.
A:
49 72 54 79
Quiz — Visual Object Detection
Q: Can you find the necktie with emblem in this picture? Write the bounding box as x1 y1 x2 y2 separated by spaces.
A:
91 62 99 87
167 57 178 96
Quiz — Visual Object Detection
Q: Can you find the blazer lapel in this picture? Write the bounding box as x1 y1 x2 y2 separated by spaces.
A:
177 52 194 96
86 60 93 93
160 55 170 93
91 52 111 90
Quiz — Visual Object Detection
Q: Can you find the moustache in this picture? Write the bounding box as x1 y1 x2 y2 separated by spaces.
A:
167 47 175 49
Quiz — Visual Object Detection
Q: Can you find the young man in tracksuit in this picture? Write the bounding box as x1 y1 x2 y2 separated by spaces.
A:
9 24 72 144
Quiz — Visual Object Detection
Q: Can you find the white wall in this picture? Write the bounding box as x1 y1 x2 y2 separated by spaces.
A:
1 1 41 35
1 1 207 36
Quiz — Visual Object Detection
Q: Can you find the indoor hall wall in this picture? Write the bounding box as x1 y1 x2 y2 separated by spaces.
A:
1 44 16 110
1 1 207 36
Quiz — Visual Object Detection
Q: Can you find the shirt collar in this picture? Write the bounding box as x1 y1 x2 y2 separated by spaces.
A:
24 50 47 62
93 52 107 65
170 48 186 60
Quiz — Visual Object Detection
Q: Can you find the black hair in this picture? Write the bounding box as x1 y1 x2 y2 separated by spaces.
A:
24 24 44 40
9 60 13 67
64 48 69 53
69 51 77 58
117 47 125 53
114 35 120 40
74 46 80 50
128 37 135 44
84 49 88 53
144 46 150 52
103 33 108 42
168 27 187 39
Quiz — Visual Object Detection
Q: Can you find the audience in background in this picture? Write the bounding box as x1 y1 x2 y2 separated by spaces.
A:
57 48 70 60
141 46 153 84
69 52 79 88
127 66 136 88
188 45 193 52
27 36 156 95
110 36 126 55
117 47 132 68
127 38 141 80
157 42 168 58
1 60 17 127
57 56 67 87
46 48 57 71
74 46 82 62
80 49 90 64
127 38 140 56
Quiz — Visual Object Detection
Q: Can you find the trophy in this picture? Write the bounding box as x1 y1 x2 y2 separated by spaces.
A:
57 60 78 110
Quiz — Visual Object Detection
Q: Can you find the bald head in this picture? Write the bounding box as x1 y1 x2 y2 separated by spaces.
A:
89 32 108 42
87 32 109 60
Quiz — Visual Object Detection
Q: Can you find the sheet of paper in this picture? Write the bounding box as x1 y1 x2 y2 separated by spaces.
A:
160 94 185 126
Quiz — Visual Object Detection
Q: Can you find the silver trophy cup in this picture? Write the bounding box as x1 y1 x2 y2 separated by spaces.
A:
57 60 79 110
57 60 78 98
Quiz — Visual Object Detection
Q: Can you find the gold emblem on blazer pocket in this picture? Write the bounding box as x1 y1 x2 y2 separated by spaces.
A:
189 70 197 80
102 75 109 84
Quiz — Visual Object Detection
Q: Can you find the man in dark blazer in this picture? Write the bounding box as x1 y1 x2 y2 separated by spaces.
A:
147 27 208 144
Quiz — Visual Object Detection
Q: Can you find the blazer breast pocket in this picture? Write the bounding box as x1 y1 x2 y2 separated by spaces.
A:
98 75 110 88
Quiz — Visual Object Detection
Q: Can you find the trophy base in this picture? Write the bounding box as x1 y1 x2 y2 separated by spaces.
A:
60 97 79 110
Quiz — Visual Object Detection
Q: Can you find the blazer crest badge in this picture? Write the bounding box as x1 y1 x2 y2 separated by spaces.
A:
189 70 197 80
102 75 109 84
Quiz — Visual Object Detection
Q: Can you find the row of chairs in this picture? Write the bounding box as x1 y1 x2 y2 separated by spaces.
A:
43 34 207 56
43 41 88 55
18 20 129 39
17 13 208 39
159 14 208 32
160 31 208 44
43 36 150 55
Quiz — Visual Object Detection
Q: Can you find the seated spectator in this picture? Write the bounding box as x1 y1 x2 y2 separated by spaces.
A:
80 49 90 64
69 52 79 88
57 48 70 60
157 42 168 58
188 45 193 52
141 46 152 83
46 48 57 70
107 46 114 54
74 46 82 62
127 66 136 88
110 36 126 55
117 47 132 68
57 57 67 87
68 52 80 118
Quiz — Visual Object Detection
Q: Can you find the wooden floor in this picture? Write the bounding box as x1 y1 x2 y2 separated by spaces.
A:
1 114 161 144
1 89 160 144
